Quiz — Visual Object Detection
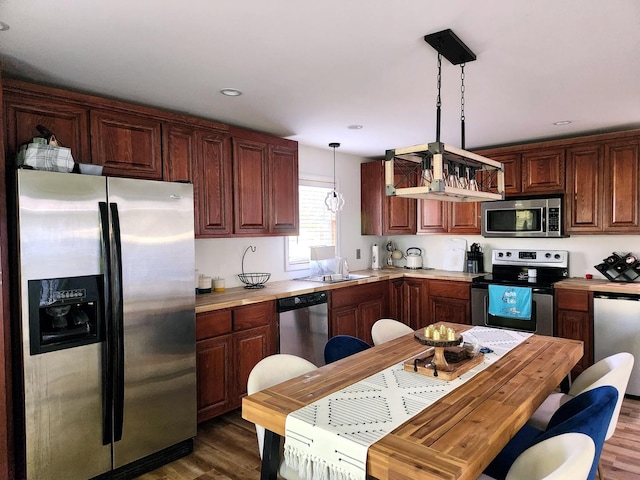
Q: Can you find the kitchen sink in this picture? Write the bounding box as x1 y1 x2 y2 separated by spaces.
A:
297 273 372 284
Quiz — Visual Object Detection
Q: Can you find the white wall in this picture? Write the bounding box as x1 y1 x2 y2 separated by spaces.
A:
195 143 639 288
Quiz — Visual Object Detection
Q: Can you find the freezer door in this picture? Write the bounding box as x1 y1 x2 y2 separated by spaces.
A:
16 170 112 480
107 177 196 468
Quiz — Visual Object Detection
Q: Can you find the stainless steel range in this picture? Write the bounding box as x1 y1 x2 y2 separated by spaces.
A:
471 249 569 336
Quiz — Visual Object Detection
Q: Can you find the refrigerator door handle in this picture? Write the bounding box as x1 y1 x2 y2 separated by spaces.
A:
99 202 113 446
109 202 125 442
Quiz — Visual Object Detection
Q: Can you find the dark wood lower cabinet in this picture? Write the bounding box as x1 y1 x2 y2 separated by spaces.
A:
426 280 471 325
403 278 428 330
330 282 389 345
196 302 275 423
555 289 594 377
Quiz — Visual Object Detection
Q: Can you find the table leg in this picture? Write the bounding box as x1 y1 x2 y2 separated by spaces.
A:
261 429 281 480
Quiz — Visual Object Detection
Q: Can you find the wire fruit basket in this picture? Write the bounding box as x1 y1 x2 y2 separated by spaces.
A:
238 246 271 289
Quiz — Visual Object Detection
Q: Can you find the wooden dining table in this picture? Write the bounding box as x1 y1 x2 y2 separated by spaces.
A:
242 323 583 480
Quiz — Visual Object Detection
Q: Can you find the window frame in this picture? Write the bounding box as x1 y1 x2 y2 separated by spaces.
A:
285 174 341 272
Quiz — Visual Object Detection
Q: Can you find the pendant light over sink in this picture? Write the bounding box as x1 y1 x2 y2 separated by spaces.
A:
325 142 345 213
384 29 505 203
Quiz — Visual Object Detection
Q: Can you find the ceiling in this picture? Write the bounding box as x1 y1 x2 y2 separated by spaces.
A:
1 0 639 158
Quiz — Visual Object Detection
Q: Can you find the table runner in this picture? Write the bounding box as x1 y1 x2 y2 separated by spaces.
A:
283 326 532 480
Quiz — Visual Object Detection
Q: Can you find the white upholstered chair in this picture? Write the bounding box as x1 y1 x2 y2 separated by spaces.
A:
371 318 413 346
527 352 633 479
247 354 318 480
478 432 595 480
528 352 633 437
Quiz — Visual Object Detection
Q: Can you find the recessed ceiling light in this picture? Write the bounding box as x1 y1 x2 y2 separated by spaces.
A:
0 22 10 31
347 125 363 130
220 88 242 97
553 120 572 126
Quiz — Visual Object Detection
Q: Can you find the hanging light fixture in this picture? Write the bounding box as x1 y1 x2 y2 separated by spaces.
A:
384 29 505 202
325 142 345 213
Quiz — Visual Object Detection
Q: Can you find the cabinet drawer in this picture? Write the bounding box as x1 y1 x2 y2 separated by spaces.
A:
196 310 232 340
429 280 469 299
233 301 275 331
556 290 590 311
331 282 386 309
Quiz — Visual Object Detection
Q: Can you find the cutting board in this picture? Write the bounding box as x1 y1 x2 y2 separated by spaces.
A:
442 238 467 271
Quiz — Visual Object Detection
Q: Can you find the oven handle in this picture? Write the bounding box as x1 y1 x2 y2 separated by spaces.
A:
471 284 554 295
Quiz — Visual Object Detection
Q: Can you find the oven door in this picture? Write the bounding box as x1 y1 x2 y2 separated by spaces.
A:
471 286 554 336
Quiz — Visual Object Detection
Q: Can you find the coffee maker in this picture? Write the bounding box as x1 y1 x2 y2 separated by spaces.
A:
466 243 484 273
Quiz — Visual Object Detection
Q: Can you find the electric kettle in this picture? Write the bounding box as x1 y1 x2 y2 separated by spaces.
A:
405 247 423 269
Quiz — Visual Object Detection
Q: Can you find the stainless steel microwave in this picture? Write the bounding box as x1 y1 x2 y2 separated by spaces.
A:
481 197 563 238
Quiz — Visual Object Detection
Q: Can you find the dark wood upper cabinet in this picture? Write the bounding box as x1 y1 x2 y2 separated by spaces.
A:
417 199 448 233
521 148 565 194
90 109 163 179
566 144 603 233
195 129 233 237
3 91 91 165
603 138 640 232
232 137 269 235
361 160 416 235
268 144 299 234
163 123 196 183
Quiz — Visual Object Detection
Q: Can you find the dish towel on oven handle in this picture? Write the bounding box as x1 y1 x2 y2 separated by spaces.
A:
283 326 533 480
487 284 533 320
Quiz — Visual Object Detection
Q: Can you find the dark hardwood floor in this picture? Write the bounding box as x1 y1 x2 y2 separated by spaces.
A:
137 396 640 480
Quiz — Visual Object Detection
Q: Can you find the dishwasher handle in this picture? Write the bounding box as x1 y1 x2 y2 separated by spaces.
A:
594 292 640 301
277 291 328 312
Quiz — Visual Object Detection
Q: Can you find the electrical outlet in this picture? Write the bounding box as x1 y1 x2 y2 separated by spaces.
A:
356 248 361 259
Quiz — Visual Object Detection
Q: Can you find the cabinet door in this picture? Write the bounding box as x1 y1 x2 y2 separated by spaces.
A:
427 280 471 325
384 160 417 235
330 307 358 338
196 130 233 236
521 148 565 194
269 144 299 234
90 110 162 179
233 138 269 235
232 325 273 407
4 93 91 164
388 279 405 323
566 144 603 233
448 202 481 234
162 123 195 182
556 310 592 376
359 299 385 345
417 199 448 233
196 334 232 422
361 161 416 235
403 278 428 330
603 138 640 233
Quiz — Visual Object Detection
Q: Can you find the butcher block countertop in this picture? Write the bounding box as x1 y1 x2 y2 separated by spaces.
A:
195 267 482 313
195 269 640 314
554 277 640 294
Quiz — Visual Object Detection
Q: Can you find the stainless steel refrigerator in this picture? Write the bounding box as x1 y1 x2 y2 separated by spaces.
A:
13 169 197 480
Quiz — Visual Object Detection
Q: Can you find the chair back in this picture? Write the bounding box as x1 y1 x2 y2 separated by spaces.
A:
484 385 617 480
324 335 371 364
567 352 633 439
540 385 618 480
371 318 413 346
247 354 318 457
505 432 595 480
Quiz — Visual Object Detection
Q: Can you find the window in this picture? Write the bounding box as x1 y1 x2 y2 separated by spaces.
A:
286 175 338 271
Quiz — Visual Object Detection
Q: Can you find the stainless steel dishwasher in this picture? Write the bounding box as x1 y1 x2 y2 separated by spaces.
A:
277 291 328 367
594 292 640 396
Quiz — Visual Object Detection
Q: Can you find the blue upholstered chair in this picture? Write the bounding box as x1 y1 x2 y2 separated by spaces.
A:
483 385 618 480
323 335 371 364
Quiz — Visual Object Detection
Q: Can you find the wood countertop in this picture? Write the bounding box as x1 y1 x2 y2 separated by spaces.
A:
554 277 640 294
195 268 483 313
195 269 640 314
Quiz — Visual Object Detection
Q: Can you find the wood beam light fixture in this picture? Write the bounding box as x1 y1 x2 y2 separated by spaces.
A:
385 29 504 202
